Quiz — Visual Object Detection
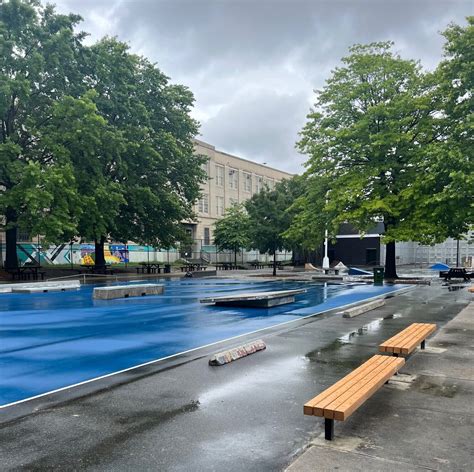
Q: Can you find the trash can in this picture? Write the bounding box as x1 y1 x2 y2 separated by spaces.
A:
164 264 171 274
373 267 384 285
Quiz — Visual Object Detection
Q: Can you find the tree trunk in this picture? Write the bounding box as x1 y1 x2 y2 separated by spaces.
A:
273 252 277 277
94 236 106 270
384 240 398 279
4 208 18 270
234 249 237 268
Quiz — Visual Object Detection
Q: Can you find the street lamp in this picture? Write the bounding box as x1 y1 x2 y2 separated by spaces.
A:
322 196 330 273
322 229 330 273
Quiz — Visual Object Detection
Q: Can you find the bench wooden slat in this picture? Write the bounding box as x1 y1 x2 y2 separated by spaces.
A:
380 323 430 351
399 325 436 354
379 323 436 355
379 324 420 352
307 355 387 416
392 324 432 353
379 323 421 352
303 355 382 415
395 324 434 351
323 356 403 420
330 357 404 420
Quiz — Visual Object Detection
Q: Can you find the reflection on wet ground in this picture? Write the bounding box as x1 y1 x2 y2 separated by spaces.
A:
447 285 468 292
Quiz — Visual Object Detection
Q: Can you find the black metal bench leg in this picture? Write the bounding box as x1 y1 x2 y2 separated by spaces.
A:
421 340 425 350
325 418 334 441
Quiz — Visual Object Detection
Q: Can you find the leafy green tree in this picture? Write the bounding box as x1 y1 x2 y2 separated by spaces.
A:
214 203 250 266
43 91 127 267
297 42 441 278
246 178 303 276
413 17 473 241
80 38 205 265
283 174 329 251
0 0 85 268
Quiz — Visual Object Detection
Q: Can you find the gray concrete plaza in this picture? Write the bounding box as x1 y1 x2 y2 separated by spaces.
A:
0 280 472 471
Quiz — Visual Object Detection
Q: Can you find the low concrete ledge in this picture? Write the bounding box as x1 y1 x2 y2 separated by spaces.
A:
13 285 78 294
389 278 431 285
200 289 306 308
93 283 164 300
341 298 385 318
209 339 266 366
311 275 344 281
184 270 217 278
3 280 81 294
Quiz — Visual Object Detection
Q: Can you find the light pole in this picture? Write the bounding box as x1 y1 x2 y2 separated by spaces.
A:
322 229 330 274
322 196 330 273
456 239 460 267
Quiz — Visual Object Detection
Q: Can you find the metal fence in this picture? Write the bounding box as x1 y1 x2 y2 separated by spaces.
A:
0 238 292 268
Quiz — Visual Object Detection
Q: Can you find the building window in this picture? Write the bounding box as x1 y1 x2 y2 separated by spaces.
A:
198 194 209 214
229 197 238 207
228 168 238 190
216 196 224 216
266 178 275 190
255 175 263 193
201 159 210 177
204 227 210 245
215 165 224 187
243 172 252 192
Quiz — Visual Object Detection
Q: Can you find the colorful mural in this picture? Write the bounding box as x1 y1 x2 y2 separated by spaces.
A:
110 244 129 263
79 244 129 265
2 242 179 267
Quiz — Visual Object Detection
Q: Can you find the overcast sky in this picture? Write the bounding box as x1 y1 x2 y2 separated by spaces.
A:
53 0 471 173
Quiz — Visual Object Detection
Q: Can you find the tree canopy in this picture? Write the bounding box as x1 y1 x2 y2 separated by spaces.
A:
0 0 205 268
213 203 250 266
0 0 85 267
246 177 304 275
295 36 472 278
414 17 473 240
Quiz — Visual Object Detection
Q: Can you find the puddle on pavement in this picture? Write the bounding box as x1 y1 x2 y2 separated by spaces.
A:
115 399 200 427
448 285 468 292
338 318 384 343
304 316 404 369
412 378 458 398
305 342 362 370
445 327 470 335
304 351 358 370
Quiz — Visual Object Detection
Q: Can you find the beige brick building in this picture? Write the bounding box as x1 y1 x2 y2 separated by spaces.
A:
185 139 293 244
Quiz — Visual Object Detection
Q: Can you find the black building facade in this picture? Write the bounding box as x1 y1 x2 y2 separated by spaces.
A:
318 223 384 267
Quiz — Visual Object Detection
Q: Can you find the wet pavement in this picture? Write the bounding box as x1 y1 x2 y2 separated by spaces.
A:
0 283 471 471
288 296 474 471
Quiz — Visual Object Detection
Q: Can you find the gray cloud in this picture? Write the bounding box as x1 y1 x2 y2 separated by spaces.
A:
54 0 472 173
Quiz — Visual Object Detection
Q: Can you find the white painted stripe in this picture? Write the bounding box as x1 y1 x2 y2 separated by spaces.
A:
335 234 380 239
0 285 413 410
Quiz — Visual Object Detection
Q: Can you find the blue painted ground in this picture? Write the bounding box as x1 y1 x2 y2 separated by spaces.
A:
0 278 405 406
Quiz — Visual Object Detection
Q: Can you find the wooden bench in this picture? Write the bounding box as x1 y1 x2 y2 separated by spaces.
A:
304 354 404 440
379 323 436 356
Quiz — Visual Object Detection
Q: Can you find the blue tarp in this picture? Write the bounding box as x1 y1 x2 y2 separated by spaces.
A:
430 263 450 270
348 267 373 276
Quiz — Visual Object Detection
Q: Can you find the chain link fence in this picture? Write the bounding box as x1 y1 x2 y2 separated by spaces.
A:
0 237 292 268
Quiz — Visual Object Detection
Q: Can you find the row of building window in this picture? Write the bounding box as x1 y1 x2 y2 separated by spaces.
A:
197 195 240 215
202 162 275 192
